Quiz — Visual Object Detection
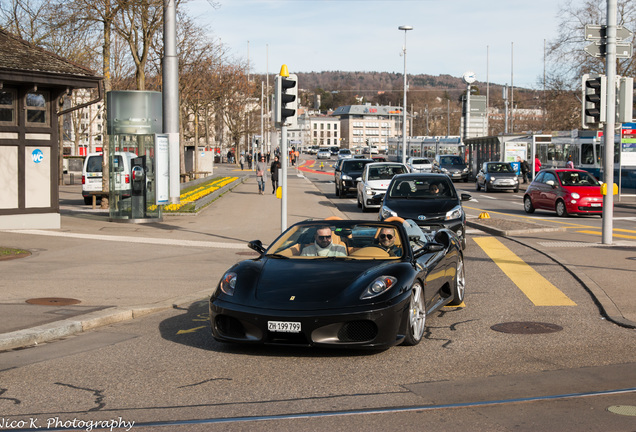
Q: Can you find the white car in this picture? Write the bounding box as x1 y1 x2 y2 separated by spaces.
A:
407 157 433 173
356 162 409 212
317 149 331 159
337 149 353 159
82 151 137 205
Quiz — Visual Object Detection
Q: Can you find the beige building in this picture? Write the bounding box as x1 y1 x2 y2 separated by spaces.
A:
331 104 408 152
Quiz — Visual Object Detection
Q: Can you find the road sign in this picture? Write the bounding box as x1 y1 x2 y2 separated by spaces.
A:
585 24 605 41
585 41 633 58
585 24 633 41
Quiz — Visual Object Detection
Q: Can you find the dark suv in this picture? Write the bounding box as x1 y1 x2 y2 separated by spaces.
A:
434 155 469 182
334 158 373 198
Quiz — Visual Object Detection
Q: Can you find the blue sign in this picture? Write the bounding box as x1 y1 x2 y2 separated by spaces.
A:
510 161 521 175
31 149 44 163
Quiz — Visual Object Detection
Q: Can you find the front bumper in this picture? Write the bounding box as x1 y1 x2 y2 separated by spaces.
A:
209 295 410 349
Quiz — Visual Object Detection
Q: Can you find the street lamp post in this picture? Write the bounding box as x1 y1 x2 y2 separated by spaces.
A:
398 25 412 165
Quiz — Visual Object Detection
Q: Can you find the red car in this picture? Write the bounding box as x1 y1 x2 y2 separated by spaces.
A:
523 169 604 217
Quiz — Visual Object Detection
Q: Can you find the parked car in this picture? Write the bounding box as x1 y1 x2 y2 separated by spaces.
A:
476 162 520 192
407 157 434 173
377 173 472 249
209 218 465 349
82 152 136 205
434 155 469 182
317 149 331 159
334 158 373 198
523 168 604 217
357 162 409 212
337 149 353 159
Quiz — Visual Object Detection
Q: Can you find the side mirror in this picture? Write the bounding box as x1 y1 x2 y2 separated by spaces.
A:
247 240 266 256
460 193 472 201
370 193 385 204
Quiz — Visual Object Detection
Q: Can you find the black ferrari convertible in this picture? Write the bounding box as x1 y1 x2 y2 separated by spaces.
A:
209 217 465 350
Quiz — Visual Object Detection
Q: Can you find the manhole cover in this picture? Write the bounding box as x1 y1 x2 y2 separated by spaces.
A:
236 251 260 256
608 405 636 416
491 321 563 334
26 297 81 306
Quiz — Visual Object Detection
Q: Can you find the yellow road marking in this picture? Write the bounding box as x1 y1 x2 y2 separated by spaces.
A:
474 237 576 306
576 230 636 239
177 326 206 335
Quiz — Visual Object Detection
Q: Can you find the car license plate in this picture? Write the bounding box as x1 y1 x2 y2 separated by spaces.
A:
590 203 601 207
268 321 301 333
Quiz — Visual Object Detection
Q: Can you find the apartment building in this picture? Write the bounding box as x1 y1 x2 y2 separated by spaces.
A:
331 104 408 152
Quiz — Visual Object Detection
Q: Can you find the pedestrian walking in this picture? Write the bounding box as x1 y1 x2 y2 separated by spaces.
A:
270 155 281 194
566 156 574 169
239 153 245 171
255 155 267 195
534 156 542 174
519 157 530 184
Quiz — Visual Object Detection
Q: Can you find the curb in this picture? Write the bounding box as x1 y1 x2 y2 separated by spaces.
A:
0 289 212 352
466 220 567 237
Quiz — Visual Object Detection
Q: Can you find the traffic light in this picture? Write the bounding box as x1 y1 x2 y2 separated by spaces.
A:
274 64 298 127
617 76 634 124
581 73 606 129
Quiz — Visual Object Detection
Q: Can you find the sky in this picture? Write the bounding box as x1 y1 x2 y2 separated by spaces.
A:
184 0 567 90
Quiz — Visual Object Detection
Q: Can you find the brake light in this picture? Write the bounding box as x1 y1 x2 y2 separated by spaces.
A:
82 175 85 185
125 174 130 184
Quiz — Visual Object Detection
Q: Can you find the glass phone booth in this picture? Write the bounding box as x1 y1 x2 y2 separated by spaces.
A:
106 91 167 223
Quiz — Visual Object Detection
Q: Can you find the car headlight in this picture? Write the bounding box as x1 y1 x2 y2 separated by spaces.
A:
489 176 496 182
463 167 469 172
361 276 397 299
570 192 580 199
218 271 237 296
380 205 397 219
364 187 373 195
341 175 352 180
441 168 449 173
445 205 463 220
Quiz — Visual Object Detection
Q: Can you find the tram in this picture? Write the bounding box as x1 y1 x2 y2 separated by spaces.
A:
387 136 464 162
464 131 636 193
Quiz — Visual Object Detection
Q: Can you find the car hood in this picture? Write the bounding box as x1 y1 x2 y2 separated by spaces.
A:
562 185 602 197
364 179 392 190
486 172 517 178
384 197 459 221
251 259 394 309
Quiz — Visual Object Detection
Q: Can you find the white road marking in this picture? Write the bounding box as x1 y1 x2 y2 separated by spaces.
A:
1 230 247 249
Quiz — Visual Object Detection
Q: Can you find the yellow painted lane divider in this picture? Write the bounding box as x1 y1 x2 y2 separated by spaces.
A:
576 229 636 240
474 237 576 307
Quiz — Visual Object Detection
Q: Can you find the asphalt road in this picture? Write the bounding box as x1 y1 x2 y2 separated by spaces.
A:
1 163 635 432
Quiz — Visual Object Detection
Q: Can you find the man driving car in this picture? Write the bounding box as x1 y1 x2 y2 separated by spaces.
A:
300 226 347 257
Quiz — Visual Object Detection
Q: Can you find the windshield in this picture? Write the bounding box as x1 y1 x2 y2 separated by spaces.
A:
267 222 407 260
343 160 369 171
439 156 464 166
487 163 514 173
388 177 456 199
557 171 600 186
368 165 407 180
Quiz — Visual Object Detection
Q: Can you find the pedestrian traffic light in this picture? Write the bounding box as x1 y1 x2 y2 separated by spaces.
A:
616 76 634 124
274 64 298 128
581 73 606 129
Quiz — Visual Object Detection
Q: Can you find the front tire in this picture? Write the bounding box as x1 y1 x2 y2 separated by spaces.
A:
556 199 568 217
524 196 535 213
402 282 426 346
448 254 465 306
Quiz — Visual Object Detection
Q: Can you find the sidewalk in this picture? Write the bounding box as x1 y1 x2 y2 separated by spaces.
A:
0 162 634 352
